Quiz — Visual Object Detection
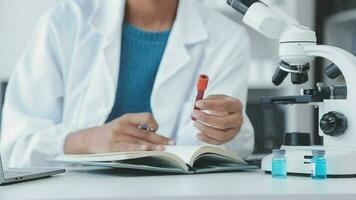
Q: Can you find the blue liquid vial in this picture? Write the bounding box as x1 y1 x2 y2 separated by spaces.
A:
311 150 327 180
272 149 287 179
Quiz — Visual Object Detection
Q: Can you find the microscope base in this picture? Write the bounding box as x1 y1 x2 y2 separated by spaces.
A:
261 146 356 177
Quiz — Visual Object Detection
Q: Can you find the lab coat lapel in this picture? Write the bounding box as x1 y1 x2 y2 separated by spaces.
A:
89 0 126 86
153 0 208 88
76 0 126 127
151 0 208 137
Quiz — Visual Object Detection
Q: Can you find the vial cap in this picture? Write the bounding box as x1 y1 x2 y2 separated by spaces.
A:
272 149 286 155
312 150 325 156
197 74 209 91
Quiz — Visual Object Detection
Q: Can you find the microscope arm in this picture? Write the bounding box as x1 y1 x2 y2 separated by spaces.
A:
304 45 356 101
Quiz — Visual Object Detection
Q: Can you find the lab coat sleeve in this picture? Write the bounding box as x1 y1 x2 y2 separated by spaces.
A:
206 30 254 159
1 13 75 167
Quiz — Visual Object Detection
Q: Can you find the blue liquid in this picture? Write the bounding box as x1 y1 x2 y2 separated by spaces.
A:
272 159 287 179
311 157 326 180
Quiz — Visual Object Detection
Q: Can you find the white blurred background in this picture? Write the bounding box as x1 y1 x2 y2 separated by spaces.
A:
0 0 62 81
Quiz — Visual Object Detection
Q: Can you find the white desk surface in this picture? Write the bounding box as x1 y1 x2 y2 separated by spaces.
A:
1 167 356 200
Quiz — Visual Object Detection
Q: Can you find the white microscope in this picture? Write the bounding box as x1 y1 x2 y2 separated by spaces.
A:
227 0 356 177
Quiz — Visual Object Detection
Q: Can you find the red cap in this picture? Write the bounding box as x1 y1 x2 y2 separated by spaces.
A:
197 74 209 91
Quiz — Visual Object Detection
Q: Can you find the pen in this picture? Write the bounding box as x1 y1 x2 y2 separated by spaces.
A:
192 74 209 121
138 124 156 132
138 124 175 146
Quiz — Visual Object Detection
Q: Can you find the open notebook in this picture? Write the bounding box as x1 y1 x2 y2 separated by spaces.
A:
54 145 258 174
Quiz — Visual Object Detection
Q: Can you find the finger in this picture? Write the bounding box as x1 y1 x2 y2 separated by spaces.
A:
203 110 228 117
109 143 150 152
118 135 167 151
193 121 237 142
198 95 237 116
123 113 159 131
192 110 243 129
137 130 175 145
119 125 175 145
205 95 230 100
196 133 225 145
196 98 243 113
115 134 158 147
112 118 175 146
110 143 166 152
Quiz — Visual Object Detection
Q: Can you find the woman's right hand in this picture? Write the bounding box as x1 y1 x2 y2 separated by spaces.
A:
64 113 175 154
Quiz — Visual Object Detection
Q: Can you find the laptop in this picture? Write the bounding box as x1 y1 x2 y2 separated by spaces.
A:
0 154 65 185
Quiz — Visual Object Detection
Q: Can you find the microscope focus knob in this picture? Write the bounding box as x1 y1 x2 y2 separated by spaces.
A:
320 112 348 137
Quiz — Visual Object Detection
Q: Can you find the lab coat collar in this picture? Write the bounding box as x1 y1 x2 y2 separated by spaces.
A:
88 0 208 45
152 0 210 88
88 0 126 44
174 0 209 45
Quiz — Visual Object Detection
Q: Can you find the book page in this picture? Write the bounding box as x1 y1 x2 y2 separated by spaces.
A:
54 145 249 173
165 145 246 166
55 151 189 171
164 145 204 164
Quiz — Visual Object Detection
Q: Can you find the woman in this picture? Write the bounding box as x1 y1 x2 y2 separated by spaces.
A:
1 0 254 167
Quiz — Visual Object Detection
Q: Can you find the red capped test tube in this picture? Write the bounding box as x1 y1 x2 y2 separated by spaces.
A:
192 74 209 121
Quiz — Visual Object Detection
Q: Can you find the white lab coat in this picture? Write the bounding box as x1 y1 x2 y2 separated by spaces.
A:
1 0 254 167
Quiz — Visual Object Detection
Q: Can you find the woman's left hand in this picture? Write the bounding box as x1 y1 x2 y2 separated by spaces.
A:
191 95 244 145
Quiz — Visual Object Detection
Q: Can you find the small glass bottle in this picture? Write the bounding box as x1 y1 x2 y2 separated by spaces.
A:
311 150 327 180
272 149 287 179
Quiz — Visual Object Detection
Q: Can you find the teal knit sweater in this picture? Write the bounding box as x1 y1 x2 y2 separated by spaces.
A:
106 23 171 122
